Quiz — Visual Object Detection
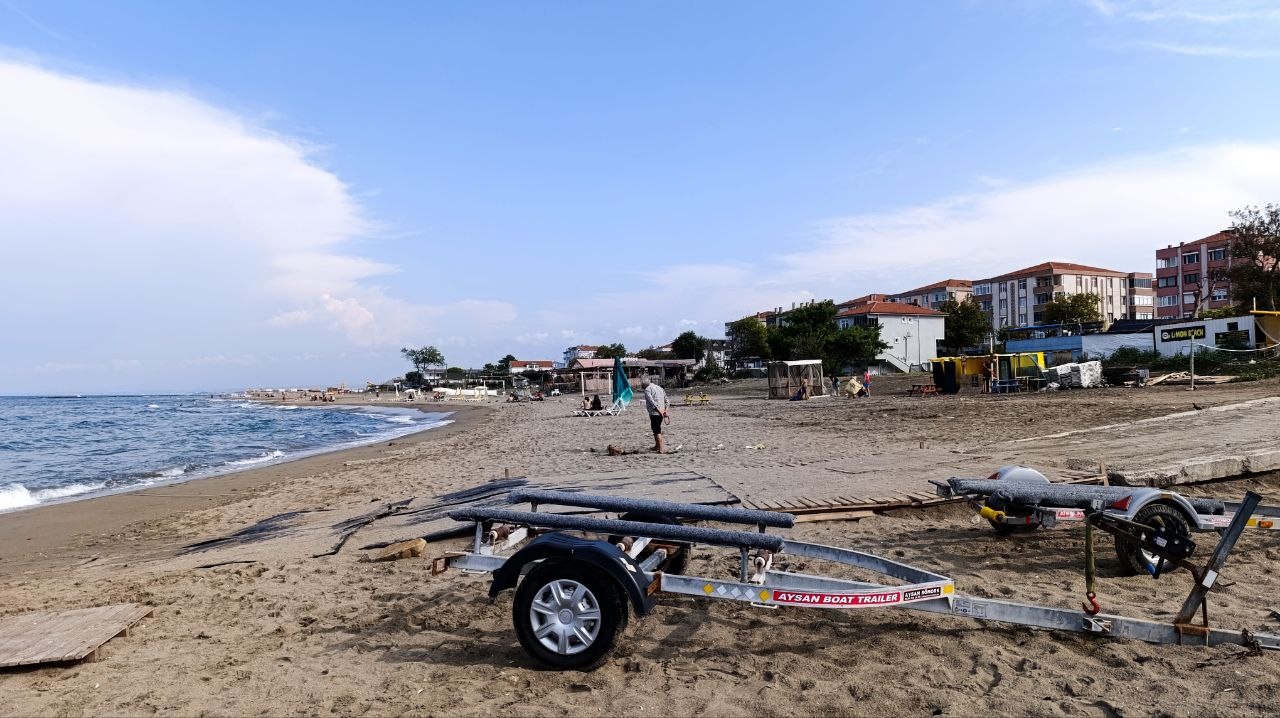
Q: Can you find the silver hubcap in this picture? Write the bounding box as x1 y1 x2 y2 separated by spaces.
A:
529 579 602 655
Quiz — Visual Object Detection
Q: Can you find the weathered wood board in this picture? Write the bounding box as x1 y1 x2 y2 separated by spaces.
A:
0 603 151 668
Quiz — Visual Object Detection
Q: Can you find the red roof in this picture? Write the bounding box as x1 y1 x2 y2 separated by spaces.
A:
892 278 972 296
838 302 944 317
510 360 554 368
836 293 889 308
980 262 1129 283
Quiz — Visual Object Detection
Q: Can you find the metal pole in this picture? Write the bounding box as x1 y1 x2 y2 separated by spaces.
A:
1174 491 1261 626
1189 340 1196 391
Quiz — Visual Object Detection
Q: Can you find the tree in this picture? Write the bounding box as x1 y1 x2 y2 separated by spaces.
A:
776 300 839 360
496 354 517 374
694 354 725 381
636 346 673 360
401 345 445 374
938 297 992 354
1228 203 1280 312
671 331 707 362
726 317 770 362
445 366 465 379
825 325 889 375
1042 293 1102 325
595 343 627 359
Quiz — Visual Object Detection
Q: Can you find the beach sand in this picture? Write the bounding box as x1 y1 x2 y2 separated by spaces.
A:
2 378 1280 716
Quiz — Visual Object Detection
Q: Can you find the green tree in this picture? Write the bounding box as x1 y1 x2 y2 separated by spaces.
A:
776 300 839 360
694 354 725 381
824 325 889 374
445 366 465 379
401 345 445 374
496 354 517 374
1228 203 1280 312
1042 293 1102 325
595 343 627 359
938 297 992 354
671 331 707 362
636 346 673 360
726 317 770 361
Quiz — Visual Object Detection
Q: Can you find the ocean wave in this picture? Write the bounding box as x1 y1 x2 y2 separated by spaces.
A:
0 481 108 511
383 415 416 424
146 403 161 409
225 449 286 467
154 466 186 478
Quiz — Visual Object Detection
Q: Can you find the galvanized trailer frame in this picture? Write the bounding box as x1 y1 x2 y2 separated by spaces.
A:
433 488 1280 669
936 466 1280 533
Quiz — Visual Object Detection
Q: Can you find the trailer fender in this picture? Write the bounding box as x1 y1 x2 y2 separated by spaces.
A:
487 532 656 616
1124 491 1202 528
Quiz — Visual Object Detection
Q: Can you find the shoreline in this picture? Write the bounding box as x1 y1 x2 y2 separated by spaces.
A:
0 401 492 574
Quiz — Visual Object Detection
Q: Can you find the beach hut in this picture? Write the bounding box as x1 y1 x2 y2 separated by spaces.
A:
767 360 826 399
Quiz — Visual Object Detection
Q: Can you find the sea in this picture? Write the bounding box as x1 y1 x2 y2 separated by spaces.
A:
0 395 452 513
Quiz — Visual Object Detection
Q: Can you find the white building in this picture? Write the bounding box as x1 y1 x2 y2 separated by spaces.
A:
562 345 599 366
509 360 555 374
836 301 946 372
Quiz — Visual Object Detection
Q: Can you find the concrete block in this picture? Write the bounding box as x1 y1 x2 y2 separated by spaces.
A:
1175 456 1246 485
1244 450 1280 474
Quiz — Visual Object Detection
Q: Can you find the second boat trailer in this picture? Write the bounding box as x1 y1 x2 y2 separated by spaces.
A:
433 486 1280 670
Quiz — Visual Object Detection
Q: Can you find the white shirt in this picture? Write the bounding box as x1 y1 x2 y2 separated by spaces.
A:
643 383 667 416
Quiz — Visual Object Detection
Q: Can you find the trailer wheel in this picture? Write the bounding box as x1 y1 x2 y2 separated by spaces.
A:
1114 502 1192 576
512 561 625 671
608 512 689 575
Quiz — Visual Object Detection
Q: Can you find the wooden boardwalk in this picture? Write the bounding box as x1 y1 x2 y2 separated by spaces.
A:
0 603 151 668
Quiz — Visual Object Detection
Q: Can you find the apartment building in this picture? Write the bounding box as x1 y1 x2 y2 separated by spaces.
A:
888 279 972 310
561 345 599 366
972 262 1155 329
836 301 945 372
1154 231 1235 319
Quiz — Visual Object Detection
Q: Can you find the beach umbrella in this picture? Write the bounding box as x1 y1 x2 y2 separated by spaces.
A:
612 356 633 405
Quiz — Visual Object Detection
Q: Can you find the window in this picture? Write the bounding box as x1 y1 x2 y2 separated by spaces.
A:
1213 288 1229 301
1136 312 1153 320
1182 292 1196 305
1209 248 1227 261
1182 252 1199 265
999 299 1007 310
933 292 945 303
980 301 992 311
1033 311 1044 323
1183 273 1199 285
1017 278 1027 290
1131 278 1152 288
1132 295 1153 306
1159 295 1178 307
1157 276 1178 288
999 284 1007 295
974 283 991 295
1157 257 1177 269
1035 293 1050 305
1227 321 1239 331
1018 298 1027 311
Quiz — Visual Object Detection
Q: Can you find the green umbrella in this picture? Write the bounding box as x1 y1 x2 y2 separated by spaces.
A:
612 356 633 405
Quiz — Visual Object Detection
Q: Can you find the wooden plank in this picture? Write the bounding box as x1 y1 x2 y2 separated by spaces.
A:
793 510 875 523
0 604 151 668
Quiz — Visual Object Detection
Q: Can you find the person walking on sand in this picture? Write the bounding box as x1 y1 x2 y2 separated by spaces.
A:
641 376 669 453
862 367 872 397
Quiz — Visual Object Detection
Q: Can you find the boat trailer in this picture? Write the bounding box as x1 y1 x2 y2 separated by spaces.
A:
935 466 1280 576
433 486 1280 670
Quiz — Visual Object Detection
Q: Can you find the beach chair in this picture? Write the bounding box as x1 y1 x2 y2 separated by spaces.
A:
683 392 711 406
572 398 626 417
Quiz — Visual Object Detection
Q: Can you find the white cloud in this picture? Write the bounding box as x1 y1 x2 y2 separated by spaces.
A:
1138 42 1280 58
0 59 519 391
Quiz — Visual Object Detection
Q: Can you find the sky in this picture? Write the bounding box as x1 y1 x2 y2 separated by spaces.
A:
2 0 1279 393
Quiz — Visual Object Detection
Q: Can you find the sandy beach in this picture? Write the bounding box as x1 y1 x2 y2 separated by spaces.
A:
3 377 1280 716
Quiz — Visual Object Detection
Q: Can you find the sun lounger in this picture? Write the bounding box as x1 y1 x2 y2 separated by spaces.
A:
572 399 626 417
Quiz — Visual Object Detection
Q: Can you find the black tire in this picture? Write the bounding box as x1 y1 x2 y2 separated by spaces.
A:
608 512 690 575
1114 502 1192 576
512 561 626 671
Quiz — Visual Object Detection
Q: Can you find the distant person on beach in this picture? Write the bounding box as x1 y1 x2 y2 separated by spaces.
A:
831 376 840 396
863 368 872 397
580 396 591 411
641 376 669 453
590 394 603 411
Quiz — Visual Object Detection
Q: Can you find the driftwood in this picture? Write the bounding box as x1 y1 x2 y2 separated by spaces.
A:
312 498 415 558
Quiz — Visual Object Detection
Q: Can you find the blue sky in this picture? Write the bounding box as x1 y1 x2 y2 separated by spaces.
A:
2 0 1279 393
